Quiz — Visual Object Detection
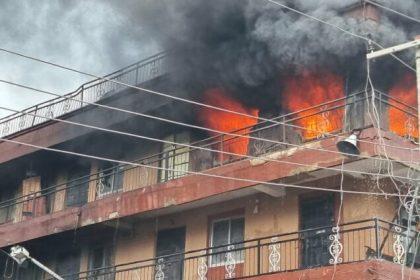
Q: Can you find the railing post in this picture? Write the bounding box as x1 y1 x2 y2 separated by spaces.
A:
220 134 224 165
135 63 139 85
80 86 84 108
31 195 36 218
378 91 383 128
282 116 286 148
32 105 38 126
374 218 380 259
257 240 261 275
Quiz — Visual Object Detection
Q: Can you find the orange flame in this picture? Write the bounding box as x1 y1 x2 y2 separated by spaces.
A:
282 71 345 139
197 88 259 160
388 73 418 139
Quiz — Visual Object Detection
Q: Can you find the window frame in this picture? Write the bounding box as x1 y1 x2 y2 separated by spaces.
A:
209 215 245 267
0 187 16 224
65 165 90 207
97 164 124 198
159 132 190 182
54 249 82 280
88 245 115 280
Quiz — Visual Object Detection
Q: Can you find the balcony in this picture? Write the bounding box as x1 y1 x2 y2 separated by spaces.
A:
45 219 418 280
0 52 168 139
0 90 418 245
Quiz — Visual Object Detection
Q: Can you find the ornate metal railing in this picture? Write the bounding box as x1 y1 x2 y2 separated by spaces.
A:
0 90 418 227
33 219 417 280
0 52 168 138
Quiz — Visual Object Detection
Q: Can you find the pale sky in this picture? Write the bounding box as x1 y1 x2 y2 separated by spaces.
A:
0 1 159 118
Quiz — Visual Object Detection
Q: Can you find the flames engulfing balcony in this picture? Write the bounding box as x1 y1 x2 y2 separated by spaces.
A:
31 219 417 280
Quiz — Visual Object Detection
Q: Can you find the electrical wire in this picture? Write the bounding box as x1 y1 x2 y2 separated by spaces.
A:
0 3 416 151
1 47 418 151
1 79 419 168
0 5 414 138
0 49 417 154
366 52 419 279
0 4 416 200
0 135 419 199
366 59 399 194
1 90 417 210
0 76 417 209
0 100 417 183
0 52 417 213
0 2 417 272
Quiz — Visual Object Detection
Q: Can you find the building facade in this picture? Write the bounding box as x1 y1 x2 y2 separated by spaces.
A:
0 4 419 279
0 49 418 279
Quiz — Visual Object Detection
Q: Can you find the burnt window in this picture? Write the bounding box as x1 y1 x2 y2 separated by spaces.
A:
55 249 81 280
210 217 245 266
88 245 115 280
41 170 56 214
65 165 90 207
97 163 124 198
0 187 16 224
159 132 190 182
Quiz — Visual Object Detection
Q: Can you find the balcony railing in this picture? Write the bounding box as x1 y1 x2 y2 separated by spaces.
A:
0 51 168 138
0 90 417 226
42 219 417 280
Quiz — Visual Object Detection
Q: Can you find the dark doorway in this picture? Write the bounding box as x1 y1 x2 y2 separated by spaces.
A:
300 195 334 268
156 227 186 280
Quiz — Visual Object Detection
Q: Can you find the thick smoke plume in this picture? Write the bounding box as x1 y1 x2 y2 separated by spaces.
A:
1 0 418 117
119 0 419 110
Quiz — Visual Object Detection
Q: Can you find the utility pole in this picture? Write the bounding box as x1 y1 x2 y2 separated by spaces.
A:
366 36 420 141
367 37 420 268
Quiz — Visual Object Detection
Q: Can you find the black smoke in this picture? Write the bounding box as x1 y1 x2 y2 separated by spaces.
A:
115 0 418 110
2 0 417 116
